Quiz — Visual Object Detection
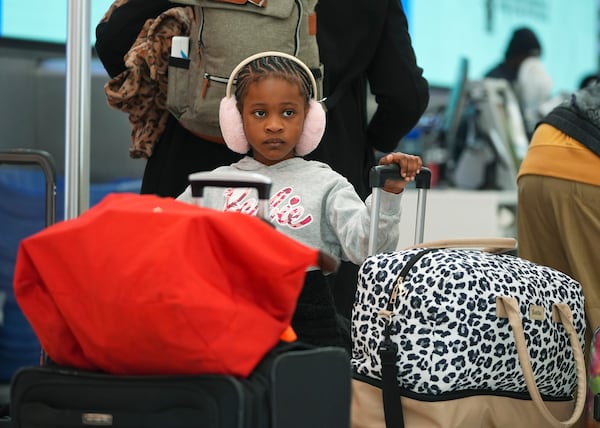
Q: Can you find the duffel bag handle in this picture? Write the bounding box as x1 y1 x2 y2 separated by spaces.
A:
496 296 586 428
405 237 517 254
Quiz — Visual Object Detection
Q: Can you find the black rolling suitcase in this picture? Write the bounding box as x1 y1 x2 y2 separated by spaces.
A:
5 170 351 428
8 343 349 428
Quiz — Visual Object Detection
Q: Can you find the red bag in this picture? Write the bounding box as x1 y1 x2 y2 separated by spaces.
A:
14 193 322 377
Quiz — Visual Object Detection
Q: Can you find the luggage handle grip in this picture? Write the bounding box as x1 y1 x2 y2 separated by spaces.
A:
189 171 272 200
368 166 431 254
369 164 431 189
188 171 273 219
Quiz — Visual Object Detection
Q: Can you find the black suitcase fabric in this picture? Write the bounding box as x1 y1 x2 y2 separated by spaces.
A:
8 344 351 428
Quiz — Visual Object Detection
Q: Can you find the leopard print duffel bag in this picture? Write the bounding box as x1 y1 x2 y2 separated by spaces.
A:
351 244 586 428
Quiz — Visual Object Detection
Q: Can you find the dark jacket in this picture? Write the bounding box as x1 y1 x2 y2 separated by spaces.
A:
306 0 430 199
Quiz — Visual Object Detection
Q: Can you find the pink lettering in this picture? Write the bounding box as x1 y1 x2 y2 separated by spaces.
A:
223 188 258 216
270 187 293 209
219 186 313 229
270 188 312 229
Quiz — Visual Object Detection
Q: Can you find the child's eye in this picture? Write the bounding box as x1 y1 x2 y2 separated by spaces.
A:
282 110 295 118
252 110 266 118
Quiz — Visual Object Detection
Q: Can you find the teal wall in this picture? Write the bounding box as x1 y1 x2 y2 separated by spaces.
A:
1 0 598 92
409 0 598 92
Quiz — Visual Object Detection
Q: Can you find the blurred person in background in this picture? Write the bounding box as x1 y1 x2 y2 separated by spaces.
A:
485 27 553 136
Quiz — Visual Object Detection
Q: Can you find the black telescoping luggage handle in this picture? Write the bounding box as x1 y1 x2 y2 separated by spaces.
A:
0 149 57 227
188 171 273 219
369 164 431 190
368 165 431 255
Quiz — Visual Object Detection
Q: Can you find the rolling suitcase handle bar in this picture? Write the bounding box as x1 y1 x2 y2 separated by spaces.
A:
368 165 431 255
0 148 57 227
189 171 273 219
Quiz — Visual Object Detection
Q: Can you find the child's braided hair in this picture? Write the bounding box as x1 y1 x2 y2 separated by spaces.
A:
234 54 313 111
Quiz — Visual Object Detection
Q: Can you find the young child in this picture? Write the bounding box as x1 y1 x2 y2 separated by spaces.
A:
177 52 422 350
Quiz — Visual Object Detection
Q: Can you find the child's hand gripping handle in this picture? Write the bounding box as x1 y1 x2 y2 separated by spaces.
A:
369 164 431 189
368 165 432 255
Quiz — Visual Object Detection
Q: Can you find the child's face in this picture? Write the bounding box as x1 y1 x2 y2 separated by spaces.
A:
240 77 308 166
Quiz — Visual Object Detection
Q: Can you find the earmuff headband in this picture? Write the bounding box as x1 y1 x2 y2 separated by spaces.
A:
225 50 319 101
220 51 326 156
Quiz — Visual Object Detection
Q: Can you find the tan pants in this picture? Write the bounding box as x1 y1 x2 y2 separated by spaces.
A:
518 175 600 427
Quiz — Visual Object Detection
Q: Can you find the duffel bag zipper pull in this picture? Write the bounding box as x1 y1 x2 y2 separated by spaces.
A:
378 249 435 321
378 276 405 320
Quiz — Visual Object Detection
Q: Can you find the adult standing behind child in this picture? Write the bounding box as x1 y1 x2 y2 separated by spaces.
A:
517 81 600 428
177 52 422 350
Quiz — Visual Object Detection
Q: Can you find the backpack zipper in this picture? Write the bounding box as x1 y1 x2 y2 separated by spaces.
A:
201 73 231 98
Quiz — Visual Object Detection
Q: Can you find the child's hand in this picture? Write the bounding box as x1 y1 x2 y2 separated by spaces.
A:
379 152 423 194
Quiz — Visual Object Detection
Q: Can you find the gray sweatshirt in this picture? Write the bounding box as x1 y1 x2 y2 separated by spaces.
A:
177 157 403 264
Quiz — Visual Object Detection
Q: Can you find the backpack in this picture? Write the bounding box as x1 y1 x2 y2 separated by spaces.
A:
166 0 323 141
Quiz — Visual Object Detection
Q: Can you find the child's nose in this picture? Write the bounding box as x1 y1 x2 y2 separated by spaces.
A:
265 116 284 132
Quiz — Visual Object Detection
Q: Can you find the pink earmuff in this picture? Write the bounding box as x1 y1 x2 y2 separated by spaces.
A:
219 51 326 155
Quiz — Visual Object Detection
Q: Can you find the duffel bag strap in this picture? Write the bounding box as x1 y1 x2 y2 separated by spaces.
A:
496 296 586 428
378 249 437 428
405 237 517 254
380 336 404 428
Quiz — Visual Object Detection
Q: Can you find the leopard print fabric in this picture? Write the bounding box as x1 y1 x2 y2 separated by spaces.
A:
352 248 585 398
104 6 194 159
